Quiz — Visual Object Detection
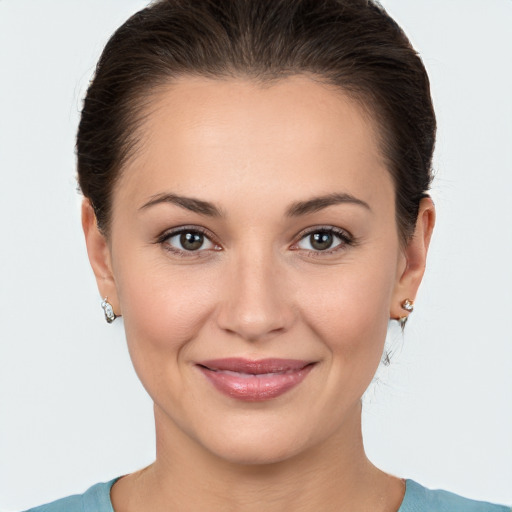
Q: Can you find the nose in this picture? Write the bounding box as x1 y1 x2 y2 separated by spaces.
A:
215 249 295 342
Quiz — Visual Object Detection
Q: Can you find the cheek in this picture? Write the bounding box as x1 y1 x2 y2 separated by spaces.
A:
297 259 396 370
113 253 218 379
292 268 394 431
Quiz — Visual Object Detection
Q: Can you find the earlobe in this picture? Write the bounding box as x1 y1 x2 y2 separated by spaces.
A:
81 199 121 315
390 197 436 321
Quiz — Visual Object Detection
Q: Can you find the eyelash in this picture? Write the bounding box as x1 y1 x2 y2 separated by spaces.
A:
155 225 355 258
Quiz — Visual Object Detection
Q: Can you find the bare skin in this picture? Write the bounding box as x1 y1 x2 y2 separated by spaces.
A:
83 75 435 511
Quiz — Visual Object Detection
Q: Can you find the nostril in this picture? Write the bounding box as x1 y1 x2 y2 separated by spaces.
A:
216 309 292 342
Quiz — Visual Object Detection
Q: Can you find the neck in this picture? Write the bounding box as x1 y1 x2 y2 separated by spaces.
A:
111 403 404 512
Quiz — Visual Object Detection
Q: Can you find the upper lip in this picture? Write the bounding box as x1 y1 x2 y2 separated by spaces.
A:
197 358 313 374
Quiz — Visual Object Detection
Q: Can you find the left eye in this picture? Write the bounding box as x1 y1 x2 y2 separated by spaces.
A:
296 230 346 252
164 230 216 252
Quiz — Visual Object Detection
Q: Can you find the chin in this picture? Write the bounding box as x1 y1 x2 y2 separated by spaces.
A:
209 438 306 466
194 417 318 467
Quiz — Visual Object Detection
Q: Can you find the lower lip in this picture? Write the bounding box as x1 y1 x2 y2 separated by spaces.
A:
197 364 315 401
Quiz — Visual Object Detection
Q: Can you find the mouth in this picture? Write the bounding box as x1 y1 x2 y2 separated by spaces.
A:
196 358 316 401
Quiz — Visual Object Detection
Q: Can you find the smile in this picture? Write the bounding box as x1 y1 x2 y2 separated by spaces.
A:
196 358 316 401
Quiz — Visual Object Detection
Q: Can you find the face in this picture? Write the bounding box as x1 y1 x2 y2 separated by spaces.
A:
85 76 431 465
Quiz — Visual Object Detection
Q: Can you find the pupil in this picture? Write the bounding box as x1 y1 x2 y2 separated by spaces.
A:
180 232 203 251
311 232 333 250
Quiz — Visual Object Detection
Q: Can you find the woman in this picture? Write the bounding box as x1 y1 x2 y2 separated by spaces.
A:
11 0 510 510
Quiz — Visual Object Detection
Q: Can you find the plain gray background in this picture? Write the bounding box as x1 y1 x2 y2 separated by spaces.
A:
1 1 511 510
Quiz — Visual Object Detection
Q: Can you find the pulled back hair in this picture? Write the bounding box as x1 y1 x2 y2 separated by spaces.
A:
77 0 436 242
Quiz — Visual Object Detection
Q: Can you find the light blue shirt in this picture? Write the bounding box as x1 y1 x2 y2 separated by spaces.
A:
24 478 510 511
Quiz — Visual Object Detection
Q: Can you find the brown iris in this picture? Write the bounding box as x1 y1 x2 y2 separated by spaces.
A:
310 232 334 251
180 232 204 250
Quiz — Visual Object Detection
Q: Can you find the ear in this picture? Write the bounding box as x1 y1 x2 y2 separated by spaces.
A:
81 199 121 316
390 197 436 320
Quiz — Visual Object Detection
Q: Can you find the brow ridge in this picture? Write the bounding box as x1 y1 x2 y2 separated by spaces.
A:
140 191 369 218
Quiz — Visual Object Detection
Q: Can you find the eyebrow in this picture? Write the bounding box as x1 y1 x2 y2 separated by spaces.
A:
139 193 223 217
285 193 371 216
139 191 370 218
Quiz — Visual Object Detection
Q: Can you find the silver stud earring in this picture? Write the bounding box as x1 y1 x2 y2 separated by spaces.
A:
101 297 117 324
401 298 414 313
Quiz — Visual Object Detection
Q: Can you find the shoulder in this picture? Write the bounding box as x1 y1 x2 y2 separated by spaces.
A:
400 480 511 512
22 478 118 512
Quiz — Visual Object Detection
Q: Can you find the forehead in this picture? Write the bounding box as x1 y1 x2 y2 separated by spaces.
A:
118 75 393 213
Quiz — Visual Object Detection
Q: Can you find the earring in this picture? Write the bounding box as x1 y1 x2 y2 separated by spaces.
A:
101 297 117 324
398 299 414 331
401 298 414 313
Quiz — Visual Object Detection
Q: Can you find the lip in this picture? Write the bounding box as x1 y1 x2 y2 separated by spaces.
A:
196 358 316 401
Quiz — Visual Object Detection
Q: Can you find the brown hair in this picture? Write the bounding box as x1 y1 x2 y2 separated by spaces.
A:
77 0 436 242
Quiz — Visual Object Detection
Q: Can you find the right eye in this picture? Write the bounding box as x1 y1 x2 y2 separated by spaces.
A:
159 228 219 255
